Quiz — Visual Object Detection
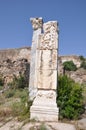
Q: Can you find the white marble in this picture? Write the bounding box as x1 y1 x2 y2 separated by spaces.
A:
29 18 59 121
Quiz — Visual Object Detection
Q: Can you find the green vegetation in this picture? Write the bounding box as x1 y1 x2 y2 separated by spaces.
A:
0 88 32 121
0 74 32 121
8 74 28 89
79 55 86 69
63 61 77 71
0 75 4 90
11 89 32 121
82 83 86 106
80 61 86 69
57 75 84 120
79 55 85 61
0 69 85 122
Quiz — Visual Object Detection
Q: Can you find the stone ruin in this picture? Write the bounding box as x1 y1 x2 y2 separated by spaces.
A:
29 17 59 121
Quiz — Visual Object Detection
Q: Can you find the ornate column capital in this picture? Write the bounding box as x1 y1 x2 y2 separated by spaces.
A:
30 17 43 30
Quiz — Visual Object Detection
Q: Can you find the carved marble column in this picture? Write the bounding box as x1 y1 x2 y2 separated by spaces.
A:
30 20 59 121
29 17 43 100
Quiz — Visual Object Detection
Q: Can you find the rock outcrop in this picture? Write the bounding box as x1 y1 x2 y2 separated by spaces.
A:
0 47 30 85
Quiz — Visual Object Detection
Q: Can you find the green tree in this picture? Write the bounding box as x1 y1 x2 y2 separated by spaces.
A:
80 61 86 69
63 61 77 71
79 55 85 61
79 55 86 69
57 75 84 120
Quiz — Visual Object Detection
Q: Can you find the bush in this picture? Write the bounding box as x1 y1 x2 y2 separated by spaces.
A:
82 83 86 106
63 61 77 71
4 89 15 98
11 89 32 121
9 74 28 89
0 76 4 86
79 55 85 61
80 61 86 69
79 55 86 69
57 75 84 120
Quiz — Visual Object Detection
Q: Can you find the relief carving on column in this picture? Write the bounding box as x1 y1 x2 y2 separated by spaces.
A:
30 17 43 30
38 21 59 49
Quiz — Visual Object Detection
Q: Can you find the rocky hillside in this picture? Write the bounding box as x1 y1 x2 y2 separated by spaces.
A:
58 55 86 84
0 47 30 85
0 47 86 85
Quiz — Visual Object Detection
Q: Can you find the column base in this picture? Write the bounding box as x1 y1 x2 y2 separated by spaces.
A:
30 90 59 121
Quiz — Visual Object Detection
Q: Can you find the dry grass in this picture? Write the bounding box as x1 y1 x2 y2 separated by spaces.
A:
0 88 31 123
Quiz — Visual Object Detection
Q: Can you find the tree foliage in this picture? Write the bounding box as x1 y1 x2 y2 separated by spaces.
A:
79 55 86 69
63 61 77 71
79 55 85 61
80 61 86 69
57 75 84 120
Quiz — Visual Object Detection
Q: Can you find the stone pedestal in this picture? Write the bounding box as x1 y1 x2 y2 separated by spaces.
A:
29 18 59 121
30 90 59 121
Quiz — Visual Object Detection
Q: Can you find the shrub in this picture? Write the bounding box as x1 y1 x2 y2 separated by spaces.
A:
4 89 15 98
11 89 32 121
79 55 86 69
10 74 28 89
63 61 77 71
79 55 85 61
0 75 4 86
57 75 84 120
80 61 86 69
82 83 86 106
0 85 3 90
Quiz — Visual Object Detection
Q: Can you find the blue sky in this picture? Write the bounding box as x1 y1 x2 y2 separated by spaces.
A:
0 0 86 56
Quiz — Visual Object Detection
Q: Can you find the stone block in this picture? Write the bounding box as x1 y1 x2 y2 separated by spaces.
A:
37 50 57 70
37 70 57 90
30 90 59 121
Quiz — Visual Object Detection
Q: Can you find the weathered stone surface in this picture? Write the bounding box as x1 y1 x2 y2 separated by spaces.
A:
0 47 30 85
37 50 57 70
30 90 59 121
78 118 86 130
0 120 76 130
37 70 57 90
0 47 31 62
0 46 86 87
59 55 81 68
38 21 58 50
29 17 43 100
30 18 59 121
0 58 30 85
30 17 43 30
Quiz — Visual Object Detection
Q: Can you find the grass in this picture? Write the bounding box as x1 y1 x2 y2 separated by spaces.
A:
0 87 32 122
0 85 3 90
